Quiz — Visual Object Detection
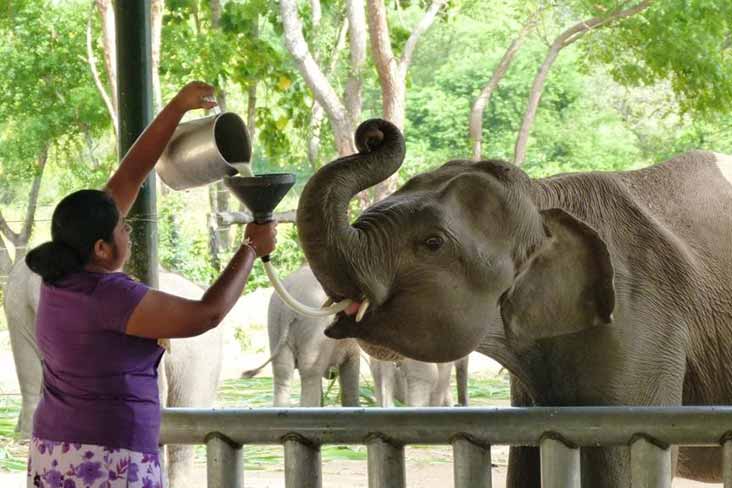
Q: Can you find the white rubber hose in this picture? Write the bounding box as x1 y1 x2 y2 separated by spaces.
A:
264 261 353 317
231 162 353 318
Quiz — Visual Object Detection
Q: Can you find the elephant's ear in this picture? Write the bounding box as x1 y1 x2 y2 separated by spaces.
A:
500 208 615 341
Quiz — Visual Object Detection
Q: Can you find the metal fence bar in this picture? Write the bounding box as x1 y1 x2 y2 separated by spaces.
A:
160 407 732 446
723 438 732 488
205 433 243 488
540 434 580 488
367 435 406 488
630 436 671 488
284 434 322 488
452 435 492 488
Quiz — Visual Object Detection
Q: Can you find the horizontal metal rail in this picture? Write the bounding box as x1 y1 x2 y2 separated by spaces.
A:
161 406 732 447
160 407 732 488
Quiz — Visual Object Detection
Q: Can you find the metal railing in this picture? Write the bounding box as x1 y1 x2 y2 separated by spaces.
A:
160 406 732 488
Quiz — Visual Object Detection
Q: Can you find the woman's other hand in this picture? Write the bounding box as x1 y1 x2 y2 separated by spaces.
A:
171 81 217 113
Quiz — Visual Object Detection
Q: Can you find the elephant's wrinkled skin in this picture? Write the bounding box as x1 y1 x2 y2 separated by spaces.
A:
295 119 732 486
3 260 223 488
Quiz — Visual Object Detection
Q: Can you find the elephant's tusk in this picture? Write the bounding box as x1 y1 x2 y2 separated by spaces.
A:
356 299 370 322
322 297 334 309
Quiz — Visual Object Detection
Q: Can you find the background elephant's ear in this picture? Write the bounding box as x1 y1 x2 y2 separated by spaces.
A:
500 208 615 341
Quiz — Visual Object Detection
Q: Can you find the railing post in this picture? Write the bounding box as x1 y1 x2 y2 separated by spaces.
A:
722 433 732 488
630 435 671 488
284 433 322 488
540 433 580 488
367 434 406 488
205 432 243 488
452 435 492 488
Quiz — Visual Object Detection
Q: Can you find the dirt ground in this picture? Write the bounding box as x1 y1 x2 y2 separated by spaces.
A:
0 287 723 487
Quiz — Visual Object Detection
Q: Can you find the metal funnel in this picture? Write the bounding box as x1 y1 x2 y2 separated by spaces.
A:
224 173 296 224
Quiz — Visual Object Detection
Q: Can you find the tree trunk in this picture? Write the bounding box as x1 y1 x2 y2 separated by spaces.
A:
280 0 355 156
308 16 349 168
311 0 321 27
95 0 117 112
470 11 539 161
210 0 230 252
151 0 164 110
513 0 654 165
0 147 48 269
345 0 366 130
366 0 446 199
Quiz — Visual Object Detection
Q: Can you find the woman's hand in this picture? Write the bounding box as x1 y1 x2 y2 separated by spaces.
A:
105 80 217 216
171 81 217 114
244 222 278 257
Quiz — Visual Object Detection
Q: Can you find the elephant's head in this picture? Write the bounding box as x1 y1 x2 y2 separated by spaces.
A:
297 119 615 364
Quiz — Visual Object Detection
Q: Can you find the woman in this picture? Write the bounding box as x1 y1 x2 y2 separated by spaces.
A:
25 81 276 488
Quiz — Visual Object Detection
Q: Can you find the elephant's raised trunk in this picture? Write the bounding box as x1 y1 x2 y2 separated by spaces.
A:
296 119 406 301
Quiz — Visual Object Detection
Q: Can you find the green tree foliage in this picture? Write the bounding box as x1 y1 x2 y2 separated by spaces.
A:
581 0 732 116
0 0 111 192
1 0 730 293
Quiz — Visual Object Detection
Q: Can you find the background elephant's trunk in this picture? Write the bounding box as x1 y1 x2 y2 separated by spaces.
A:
296 119 406 300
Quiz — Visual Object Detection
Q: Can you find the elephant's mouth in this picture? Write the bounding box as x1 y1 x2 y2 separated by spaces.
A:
325 296 405 361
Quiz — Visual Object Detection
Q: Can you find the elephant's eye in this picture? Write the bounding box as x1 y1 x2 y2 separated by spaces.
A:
424 236 444 251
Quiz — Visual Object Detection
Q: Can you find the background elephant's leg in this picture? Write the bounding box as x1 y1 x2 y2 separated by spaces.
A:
432 363 454 406
368 359 395 407
299 370 323 407
338 355 360 407
157 359 170 488
6 303 42 436
455 356 469 406
403 360 438 407
165 333 223 488
272 347 295 407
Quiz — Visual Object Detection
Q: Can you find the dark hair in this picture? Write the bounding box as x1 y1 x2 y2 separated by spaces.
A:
26 189 119 284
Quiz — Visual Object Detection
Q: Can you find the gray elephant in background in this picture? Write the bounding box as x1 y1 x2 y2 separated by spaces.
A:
3 259 223 488
295 118 732 486
368 355 469 407
242 265 362 407
243 265 470 408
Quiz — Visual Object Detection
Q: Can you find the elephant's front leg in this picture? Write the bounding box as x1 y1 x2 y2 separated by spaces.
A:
507 446 540 488
300 371 324 407
580 447 629 487
338 355 360 407
272 347 295 407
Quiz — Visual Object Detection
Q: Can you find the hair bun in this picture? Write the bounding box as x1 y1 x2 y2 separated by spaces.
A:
26 241 82 284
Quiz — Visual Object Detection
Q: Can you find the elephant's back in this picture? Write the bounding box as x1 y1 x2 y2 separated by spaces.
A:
4 258 41 314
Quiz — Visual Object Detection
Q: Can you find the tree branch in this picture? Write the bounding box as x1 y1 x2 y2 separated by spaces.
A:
87 1 118 137
280 0 355 155
216 210 297 228
18 148 48 248
0 211 20 245
513 0 654 165
344 0 366 129
470 8 541 160
399 0 448 76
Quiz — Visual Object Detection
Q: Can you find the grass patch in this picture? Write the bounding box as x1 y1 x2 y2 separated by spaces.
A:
1 373 510 472
0 396 26 472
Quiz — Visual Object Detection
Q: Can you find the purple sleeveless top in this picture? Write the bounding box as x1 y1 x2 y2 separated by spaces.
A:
33 271 162 453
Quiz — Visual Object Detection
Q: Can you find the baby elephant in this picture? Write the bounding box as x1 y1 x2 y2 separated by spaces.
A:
244 265 470 408
369 356 470 407
242 265 361 407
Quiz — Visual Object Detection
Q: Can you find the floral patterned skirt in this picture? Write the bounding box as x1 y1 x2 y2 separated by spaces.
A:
27 437 164 488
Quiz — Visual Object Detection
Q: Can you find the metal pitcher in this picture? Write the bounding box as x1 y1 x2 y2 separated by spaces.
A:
157 111 252 190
